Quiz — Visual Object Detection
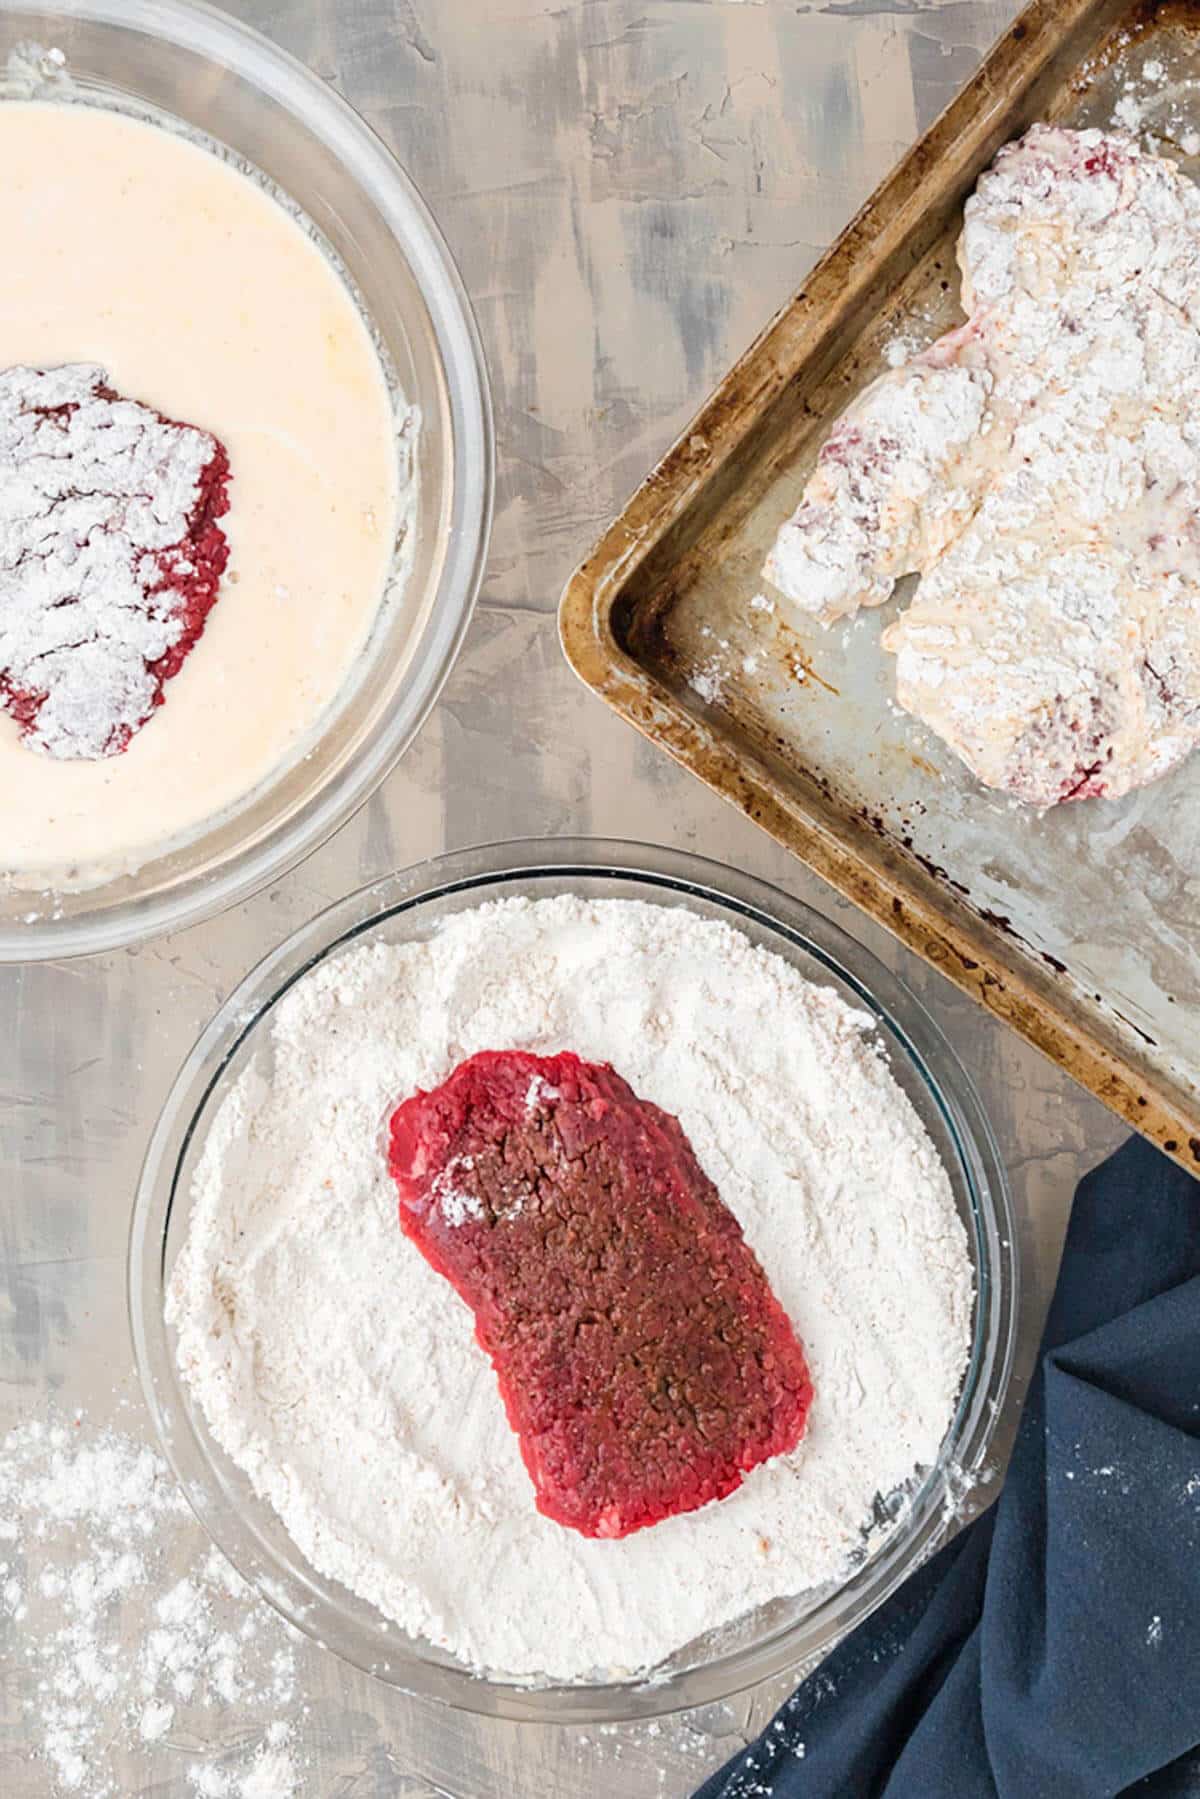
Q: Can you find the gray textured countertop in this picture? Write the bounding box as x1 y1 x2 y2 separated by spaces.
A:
1 2 1128 1793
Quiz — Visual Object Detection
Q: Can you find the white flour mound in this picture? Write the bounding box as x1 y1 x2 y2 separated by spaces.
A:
168 896 974 1683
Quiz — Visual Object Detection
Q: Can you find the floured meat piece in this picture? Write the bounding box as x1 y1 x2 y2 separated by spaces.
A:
388 1049 813 1539
0 363 231 760
766 124 1200 805
764 333 993 623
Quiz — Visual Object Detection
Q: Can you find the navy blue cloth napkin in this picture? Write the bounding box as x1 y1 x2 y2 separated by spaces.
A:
695 1136 1200 1799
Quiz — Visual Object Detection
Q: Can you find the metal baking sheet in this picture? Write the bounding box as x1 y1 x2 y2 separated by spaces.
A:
561 0 1200 1172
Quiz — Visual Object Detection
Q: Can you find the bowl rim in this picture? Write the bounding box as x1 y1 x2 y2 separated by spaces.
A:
0 0 494 960
129 835 1019 1722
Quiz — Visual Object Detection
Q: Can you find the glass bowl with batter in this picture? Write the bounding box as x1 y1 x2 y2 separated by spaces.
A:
130 838 1018 1722
0 1 492 958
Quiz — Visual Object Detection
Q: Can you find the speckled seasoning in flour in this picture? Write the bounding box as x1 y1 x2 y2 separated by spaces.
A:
168 896 974 1683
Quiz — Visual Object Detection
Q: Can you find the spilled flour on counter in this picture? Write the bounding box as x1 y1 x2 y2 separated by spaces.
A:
169 895 975 1683
0 1418 306 1796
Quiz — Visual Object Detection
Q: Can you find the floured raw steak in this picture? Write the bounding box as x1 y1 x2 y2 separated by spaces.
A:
387 1048 813 1539
765 125 1200 806
0 363 231 759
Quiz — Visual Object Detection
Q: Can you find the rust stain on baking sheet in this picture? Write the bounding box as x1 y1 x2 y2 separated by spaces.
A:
784 648 838 697
559 0 1200 1176
774 619 838 696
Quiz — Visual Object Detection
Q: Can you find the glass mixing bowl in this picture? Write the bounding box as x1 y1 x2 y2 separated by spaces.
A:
0 0 492 959
130 838 1018 1722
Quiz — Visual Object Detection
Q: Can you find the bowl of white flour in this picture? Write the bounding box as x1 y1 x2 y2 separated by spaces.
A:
129 838 1017 1720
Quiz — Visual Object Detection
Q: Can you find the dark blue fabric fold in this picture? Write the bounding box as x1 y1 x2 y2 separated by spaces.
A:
695 1136 1200 1799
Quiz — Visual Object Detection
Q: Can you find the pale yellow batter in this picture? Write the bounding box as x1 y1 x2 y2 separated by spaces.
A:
0 102 401 883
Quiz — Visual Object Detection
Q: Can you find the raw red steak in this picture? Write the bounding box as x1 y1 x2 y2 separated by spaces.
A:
0 363 231 759
387 1049 813 1539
